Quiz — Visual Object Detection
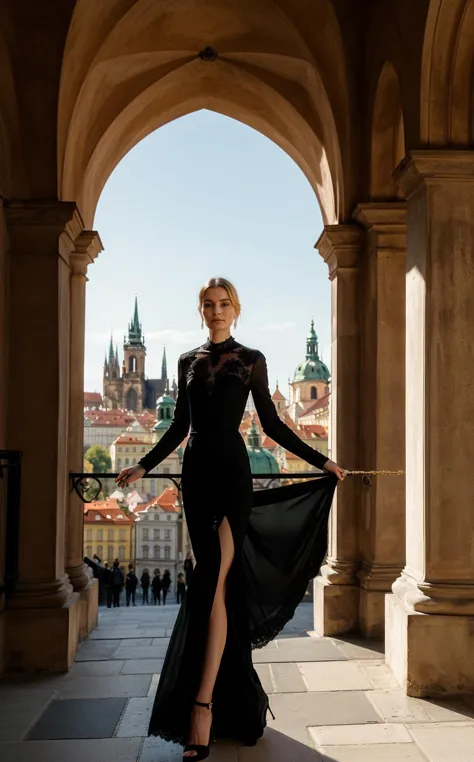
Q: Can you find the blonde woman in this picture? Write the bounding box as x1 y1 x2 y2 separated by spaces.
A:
116 277 343 760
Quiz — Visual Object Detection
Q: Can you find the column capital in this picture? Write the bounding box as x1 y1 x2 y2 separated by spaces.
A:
315 224 364 278
4 199 84 262
353 202 407 252
70 230 103 276
394 150 474 199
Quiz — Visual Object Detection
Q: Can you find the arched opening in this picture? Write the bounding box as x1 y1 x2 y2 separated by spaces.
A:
311 386 318 400
370 62 406 198
128 355 137 372
125 388 138 412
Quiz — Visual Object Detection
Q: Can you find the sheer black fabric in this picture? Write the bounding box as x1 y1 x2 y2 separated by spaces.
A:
139 337 336 745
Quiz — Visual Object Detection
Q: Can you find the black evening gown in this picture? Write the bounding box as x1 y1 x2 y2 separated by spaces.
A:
138 337 337 746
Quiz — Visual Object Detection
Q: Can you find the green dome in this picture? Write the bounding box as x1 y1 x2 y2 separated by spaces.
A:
153 394 176 432
293 319 330 383
246 419 280 474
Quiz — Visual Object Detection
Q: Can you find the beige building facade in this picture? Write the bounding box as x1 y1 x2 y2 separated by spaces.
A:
1 0 473 699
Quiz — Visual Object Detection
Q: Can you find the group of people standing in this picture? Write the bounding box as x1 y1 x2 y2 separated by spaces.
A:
96 551 195 608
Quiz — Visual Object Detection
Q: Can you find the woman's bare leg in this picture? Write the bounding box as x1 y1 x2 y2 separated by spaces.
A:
184 517 234 758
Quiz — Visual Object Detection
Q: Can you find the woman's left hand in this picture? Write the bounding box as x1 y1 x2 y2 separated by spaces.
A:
323 459 346 481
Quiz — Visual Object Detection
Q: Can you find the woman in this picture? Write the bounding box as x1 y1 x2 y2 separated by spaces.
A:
116 277 344 760
140 568 150 605
152 568 162 605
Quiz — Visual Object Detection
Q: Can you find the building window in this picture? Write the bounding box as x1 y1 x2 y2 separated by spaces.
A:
311 386 317 400
118 545 125 561
117 458 121 467
163 467 170 474
154 529 160 540
97 529 103 541
154 545 159 559
119 529 126 541
97 545 103 558
86 529 92 541
107 545 114 561
164 529 171 540
108 529 114 541
125 458 129 466
143 529 149 540
86 545 92 557
143 545 149 559
164 546 171 560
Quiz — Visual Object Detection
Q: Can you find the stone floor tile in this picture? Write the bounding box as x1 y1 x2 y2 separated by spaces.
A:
75 641 120 661
309 723 413 746
329 638 385 661
113 645 168 660
26 697 127 740
366 690 433 723
118 638 153 647
238 727 323 761
417 696 474 723
68 660 125 678
408 723 474 761
120 658 164 674
140 736 239 761
253 638 344 664
0 738 142 762
115 696 153 737
268 691 380 729
317 743 428 761
358 661 400 690
147 673 160 697
270 663 307 693
0 689 56 742
254 663 274 694
298 661 373 692
58 675 151 699
151 637 170 646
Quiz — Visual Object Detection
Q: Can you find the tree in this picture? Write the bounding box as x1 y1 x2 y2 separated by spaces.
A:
84 445 111 474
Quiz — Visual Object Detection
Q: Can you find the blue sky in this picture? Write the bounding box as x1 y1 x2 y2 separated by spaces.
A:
85 110 330 398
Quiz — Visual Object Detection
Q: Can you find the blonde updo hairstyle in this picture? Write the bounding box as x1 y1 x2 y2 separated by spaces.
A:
198 277 242 327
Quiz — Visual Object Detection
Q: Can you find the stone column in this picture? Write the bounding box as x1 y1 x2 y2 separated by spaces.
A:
353 203 406 637
5 200 83 672
385 151 474 696
313 225 364 635
67 231 102 639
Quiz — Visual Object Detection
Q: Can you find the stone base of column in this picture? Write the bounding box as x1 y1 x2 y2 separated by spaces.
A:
6 593 80 673
78 578 99 641
358 565 403 638
385 594 474 697
313 575 359 636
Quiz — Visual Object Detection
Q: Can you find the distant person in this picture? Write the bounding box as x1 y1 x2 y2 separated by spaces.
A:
125 564 138 607
103 562 113 608
161 569 171 605
184 551 194 588
176 572 186 605
152 569 162 605
141 569 150 604
110 559 124 608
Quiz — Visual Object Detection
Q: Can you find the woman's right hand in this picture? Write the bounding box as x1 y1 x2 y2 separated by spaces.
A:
115 465 145 489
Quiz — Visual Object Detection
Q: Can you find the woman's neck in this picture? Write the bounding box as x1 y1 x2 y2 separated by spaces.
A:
208 328 232 345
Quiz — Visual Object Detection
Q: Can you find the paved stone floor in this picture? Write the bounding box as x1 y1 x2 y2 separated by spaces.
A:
1 601 474 760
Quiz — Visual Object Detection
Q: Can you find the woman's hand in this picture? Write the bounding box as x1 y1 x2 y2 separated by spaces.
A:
323 459 346 481
115 464 145 489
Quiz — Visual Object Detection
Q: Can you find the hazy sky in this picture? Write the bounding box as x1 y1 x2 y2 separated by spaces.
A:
85 110 330 399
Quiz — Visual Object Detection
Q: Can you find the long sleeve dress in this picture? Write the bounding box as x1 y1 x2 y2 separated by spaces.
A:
139 336 337 746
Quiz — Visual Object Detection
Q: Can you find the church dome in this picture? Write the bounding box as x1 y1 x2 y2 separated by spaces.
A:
246 419 280 475
293 320 330 383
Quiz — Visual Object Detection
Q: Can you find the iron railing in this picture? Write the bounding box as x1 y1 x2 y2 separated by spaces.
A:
0 450 22 598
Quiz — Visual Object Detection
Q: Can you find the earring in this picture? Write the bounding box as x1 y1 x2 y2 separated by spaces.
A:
201 317 204 329
233 319 238 329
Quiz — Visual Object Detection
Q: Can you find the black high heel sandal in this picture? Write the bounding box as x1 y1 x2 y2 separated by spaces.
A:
183 700 213 761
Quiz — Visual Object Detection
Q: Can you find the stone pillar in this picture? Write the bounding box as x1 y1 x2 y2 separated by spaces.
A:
353 203 406 637
313 225 364 635
67 231 102 639
4 200 82 672
385 151 474 696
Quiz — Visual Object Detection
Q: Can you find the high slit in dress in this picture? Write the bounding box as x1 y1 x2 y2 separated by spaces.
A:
138 336 337 746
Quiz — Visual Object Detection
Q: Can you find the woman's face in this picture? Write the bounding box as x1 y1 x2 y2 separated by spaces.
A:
201 287 236 331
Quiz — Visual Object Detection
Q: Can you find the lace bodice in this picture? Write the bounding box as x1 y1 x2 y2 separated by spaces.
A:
138 336 328 473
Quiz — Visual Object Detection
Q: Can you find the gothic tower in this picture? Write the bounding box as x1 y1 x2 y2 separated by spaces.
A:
103 334 122 409
123 296 146 412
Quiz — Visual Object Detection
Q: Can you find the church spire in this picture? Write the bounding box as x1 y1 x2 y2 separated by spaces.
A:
161 346 167 381
108 333 114 360
305 319 319 360
127 295 144 346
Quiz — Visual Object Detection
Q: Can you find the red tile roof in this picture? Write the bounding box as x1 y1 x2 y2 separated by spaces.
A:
300 394 330 416
145 486 180 513
84 392 102 403
84 500 135 524
272 387 286 401
113 435 150 446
